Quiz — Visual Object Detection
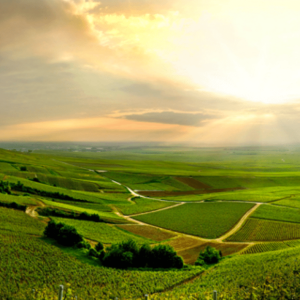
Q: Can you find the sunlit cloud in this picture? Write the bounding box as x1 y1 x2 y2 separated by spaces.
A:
2 0 300 144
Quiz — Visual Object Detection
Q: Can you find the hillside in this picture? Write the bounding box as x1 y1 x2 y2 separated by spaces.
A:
1 146 300 299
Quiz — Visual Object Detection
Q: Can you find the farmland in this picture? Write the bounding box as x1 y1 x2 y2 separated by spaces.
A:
2 145 300 298
51 217 154 244
227 218 300 241
133 202 254 238
240 242 289 254
116 224 177 241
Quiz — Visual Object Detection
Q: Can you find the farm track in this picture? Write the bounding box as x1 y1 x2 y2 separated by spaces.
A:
216 203 261 242
128 202 185 217
49 160 300 251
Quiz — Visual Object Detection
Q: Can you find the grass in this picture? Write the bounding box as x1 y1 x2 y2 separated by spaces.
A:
240 242 290 254
0 193 37 206
51 217 154 244
152 243 300 299
134 202 255 238
116 225 177 242
0 229 203 299
0 207 46 235
115 197 177 215
42 199 124 222
227 218 300 241
252 204 300 223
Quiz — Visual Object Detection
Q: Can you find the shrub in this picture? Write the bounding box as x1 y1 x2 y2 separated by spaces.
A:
195 246 222 266
88 248 99 258
95 242 104 252
56 225 83 247
44 220 64 239
137 243 152 268
77 240 91 249
20 166 27 171
102 239 183 269
44 220 83 247
150 244 183 269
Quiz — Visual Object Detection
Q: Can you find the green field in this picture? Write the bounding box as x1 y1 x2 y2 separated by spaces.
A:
0 207 46 236
0 229 203 299
2 145 300 299
42 200 125 222
51 217 154 244
240 242 290 254
252 204 300 223
134 202 254 238
227 218 300 241
115 197 177 215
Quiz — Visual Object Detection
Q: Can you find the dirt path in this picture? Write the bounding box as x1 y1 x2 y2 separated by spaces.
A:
215 203 261 242
128 202 185 217
25 200 46 219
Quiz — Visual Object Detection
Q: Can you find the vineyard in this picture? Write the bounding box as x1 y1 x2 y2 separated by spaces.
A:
0 229 203 299
134 202 254 238
251 204 300 223
240 242 289 254
2 146 300 299
51 217 154 244
227 218 300 241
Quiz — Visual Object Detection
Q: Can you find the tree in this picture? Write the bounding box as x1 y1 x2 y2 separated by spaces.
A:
150 244 183 269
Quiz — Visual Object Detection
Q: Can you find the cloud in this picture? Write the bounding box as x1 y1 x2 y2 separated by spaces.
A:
122 111 216 126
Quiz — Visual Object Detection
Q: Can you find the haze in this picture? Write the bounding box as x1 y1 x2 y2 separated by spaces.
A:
2 0 300 145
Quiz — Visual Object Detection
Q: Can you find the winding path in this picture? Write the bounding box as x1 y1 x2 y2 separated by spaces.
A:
50 159 269 244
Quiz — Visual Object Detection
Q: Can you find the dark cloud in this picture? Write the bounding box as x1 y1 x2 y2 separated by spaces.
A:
123 111 216 126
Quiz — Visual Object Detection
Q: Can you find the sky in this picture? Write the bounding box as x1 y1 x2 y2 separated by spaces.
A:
2 0 300 145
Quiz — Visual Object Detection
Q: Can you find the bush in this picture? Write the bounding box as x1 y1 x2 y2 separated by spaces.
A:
44 220 83 247
137 243 152 268
56 225 83 247
195 246 222 266
44 220 64 239
150 244 183 269
20 166 27 171
88 248 99 258
77 240 91 250
102 239 183 269
95 242 104 252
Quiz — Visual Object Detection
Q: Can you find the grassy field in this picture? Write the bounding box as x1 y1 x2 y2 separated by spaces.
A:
134 202 254 238
51 217 153 244
42 199 125 222
252 204 300 223
227 218 300 241
116 224 177 242
115 197 176 215
0 229 203 299
0 207 46 236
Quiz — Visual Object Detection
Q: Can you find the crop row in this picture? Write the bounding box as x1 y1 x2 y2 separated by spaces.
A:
0 229 203 299
227 218 300 241
134 202 254 239
240 242 289 254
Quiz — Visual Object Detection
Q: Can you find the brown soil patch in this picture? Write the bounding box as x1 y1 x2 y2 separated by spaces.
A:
138 187 245 197
178 242 249 264
167 236 205 251
117 224 177 241
175 177 211 189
